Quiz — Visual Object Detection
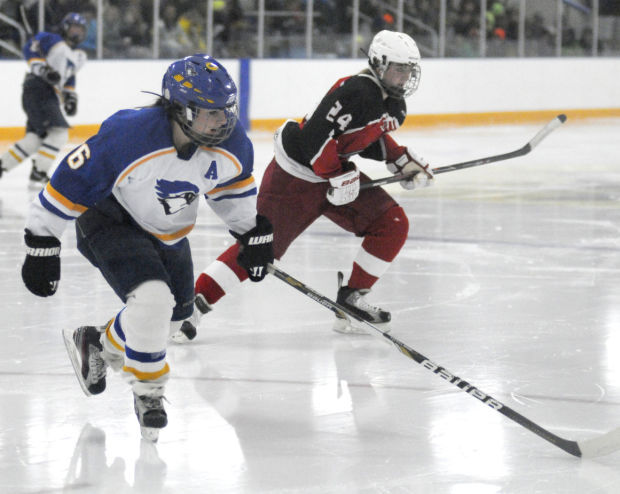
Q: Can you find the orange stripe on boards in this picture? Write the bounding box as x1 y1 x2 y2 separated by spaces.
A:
249 108 620 132
400 109 620 127
0 124 101 143
2 109 620 146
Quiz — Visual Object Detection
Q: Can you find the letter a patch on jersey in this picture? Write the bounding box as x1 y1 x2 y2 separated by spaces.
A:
205 160 218 180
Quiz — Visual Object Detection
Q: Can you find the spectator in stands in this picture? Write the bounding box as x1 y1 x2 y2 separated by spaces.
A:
502 6 519 41
101 5 125 57
413 0 438 28
213 0 244 42
525 12 547 39
372 12 395 33
117 2 151 58
159 3 192 58
79 4 97 56
453 0 479 39
178 7 207 53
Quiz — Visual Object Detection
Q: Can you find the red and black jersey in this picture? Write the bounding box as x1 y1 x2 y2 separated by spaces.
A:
279 71 408 179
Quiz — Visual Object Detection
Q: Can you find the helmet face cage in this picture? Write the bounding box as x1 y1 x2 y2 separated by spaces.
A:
175 101 239 147
61 13 87 48
163 54 239 147
372 60 421 98
368 30 422 98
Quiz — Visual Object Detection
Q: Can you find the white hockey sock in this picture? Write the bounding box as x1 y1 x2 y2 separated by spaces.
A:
204 259 244 294
35 127 68 173
102 314 126 372
120 280 174 395
0 132 42 172
353 247 391 279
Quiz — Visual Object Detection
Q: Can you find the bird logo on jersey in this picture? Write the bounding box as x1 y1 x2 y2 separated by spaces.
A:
155 179 200 215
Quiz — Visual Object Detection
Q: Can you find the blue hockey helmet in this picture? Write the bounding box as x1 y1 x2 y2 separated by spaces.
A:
61 12 87 48
162 54 238 147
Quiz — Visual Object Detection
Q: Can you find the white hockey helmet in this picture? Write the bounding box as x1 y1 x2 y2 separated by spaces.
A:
368 30 421 98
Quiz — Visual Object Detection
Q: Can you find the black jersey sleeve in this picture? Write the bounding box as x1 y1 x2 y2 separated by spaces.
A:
359 95 408 161
282 76 387 178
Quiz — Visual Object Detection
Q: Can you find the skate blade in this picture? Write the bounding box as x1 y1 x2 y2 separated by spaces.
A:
170 330 192 344
61 329 92 397
141 426 160 442
332 317 369 335
332 317 391 335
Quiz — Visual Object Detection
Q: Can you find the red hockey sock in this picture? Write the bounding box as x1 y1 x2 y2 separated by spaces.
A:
348 262 379 289
195 243 248 305
195 273 225 305
348 206 408 290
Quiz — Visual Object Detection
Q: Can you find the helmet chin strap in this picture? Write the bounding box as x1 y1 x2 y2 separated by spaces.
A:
171 120 194 151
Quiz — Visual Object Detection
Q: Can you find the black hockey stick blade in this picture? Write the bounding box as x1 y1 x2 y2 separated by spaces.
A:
267 262 620 458
360 114 567 191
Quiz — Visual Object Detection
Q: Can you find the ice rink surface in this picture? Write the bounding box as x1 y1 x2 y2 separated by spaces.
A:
1 117 620 493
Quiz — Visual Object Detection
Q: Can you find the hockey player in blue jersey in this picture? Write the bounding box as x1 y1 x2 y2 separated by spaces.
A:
20 54 274 441
0 12 87 186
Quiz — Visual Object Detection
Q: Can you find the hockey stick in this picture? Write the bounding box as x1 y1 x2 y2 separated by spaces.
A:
359 114 567 191
267 262 620 458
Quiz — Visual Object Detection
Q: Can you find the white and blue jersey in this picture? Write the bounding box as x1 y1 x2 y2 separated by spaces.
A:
26 106 258 245
23 31 86 91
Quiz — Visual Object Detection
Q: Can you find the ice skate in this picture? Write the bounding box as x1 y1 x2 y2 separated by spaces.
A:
332 272 391 335
28 165 50 188
134 394 168 442
170 294 212 343
62 326 108 396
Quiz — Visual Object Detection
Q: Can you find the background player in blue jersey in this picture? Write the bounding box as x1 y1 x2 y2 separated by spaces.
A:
20 54 274 441
0 13 87 186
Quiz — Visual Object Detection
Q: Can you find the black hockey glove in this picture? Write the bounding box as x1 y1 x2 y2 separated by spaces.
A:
231 215 274 282
22 229 61 297
35 64 61 85
63 91 78 116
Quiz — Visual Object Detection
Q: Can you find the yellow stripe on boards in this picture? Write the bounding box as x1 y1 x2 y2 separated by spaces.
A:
249 108 620 132
2 109 619 144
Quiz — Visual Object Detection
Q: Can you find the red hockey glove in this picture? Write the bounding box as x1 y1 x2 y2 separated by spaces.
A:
380 115 400 133
386 148 434 190
326 162 360 206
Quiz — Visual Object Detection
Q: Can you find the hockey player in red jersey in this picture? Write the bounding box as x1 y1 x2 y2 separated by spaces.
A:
174 30 434 340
